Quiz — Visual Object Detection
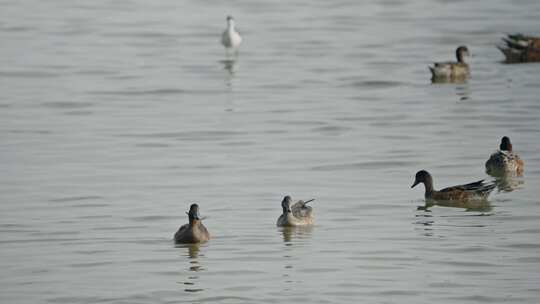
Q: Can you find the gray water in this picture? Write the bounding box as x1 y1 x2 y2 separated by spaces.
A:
2 0 540 303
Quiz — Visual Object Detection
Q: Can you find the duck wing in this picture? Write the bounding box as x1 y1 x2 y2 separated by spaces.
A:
503 34 530 50
500 34 540 62
429 62 454 78
174 223 189 241
440 180 496 196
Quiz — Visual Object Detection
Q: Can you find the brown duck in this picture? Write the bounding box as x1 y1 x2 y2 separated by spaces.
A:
485 136 524 176
174 204 210 244
429 46 470 82
498 34 540 63
411 170 495 202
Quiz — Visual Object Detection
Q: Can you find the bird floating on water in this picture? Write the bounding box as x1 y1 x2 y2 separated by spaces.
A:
485 136 524 177
221 15 242 50
174 204 210 244
429 46 470 82
277 196 314 227
411 170 495 202
498 34 540 63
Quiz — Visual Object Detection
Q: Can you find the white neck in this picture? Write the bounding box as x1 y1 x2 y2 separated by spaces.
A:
227 20 235 30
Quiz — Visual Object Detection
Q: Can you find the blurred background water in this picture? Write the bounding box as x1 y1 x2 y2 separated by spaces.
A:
1 0 540 303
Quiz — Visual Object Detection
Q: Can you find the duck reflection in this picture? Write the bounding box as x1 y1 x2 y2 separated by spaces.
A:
279 226 313 287
417 198 492 212
415 217 435 236
176 243 204 293
431 75 468 85
455 84 471 101
280 225 314 243
494 175 524 193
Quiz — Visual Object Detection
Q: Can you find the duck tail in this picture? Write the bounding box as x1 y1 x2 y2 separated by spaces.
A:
303 199 315 205
428 66 435 76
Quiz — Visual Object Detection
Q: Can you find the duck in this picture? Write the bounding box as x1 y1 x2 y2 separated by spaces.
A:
276 196 314 227
411 170 495 202
174 204 210 244
429 46 470 82
498 34 540 63
485 136 524 176
221 16 242 50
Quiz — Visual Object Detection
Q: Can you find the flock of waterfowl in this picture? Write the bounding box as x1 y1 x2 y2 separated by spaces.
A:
174 17 534 244
429 34 540 82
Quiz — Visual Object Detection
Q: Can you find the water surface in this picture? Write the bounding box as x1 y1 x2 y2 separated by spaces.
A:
1 0 540 303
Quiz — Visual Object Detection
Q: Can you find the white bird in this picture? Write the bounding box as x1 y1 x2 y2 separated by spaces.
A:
221 16 242 50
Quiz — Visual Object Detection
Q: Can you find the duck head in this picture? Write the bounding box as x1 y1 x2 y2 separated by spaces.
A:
500 136 513 152
411 170 433 189
186 203 201 222
456 46 470 63
281 196 292 214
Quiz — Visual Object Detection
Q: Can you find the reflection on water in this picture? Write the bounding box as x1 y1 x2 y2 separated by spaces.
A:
279 226 313 288
417 198 492 212
279 226 314 243
220 57 239 89
494 175 524 193
176 244 204 293
455 84 471 101
414 212 436 237
220 59 238 75
414 202 492 238
431 75 468 85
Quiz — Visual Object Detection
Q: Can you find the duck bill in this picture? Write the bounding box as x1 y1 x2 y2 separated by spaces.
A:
188 211 201 220
411 180 420 188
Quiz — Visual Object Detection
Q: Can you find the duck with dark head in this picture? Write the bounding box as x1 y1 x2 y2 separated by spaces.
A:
485 136 524 177
412 170 495 203
174 204 210 244
429 46 470 83
277 195 314 227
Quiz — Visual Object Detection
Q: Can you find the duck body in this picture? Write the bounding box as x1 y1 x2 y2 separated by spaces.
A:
429 46 470 82
277 196 314 227
498 34 540 63
174 204 210 244
174 221 210 244
221 16 242 49
429 62 469 80
485 136 524 176
427 180 495 201
412 170 495 202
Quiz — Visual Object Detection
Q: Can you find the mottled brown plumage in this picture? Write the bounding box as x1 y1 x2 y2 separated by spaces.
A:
411 170 496 202
485 136 524 176
429 46 470 83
